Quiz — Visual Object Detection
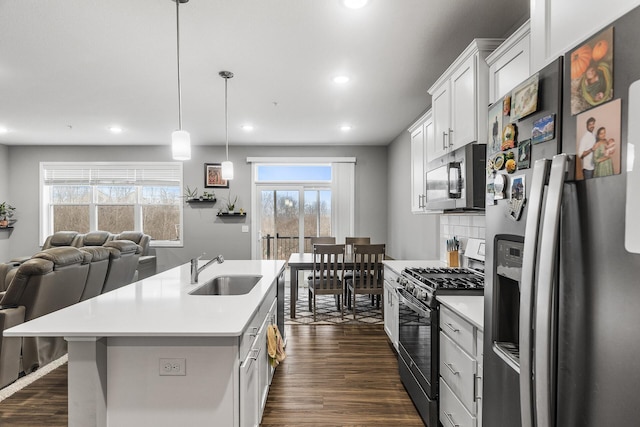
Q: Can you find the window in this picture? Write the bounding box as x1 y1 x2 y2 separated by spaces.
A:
41 162 183 246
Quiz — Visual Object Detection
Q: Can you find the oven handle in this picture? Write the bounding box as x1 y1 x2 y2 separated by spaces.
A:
397 291 430 317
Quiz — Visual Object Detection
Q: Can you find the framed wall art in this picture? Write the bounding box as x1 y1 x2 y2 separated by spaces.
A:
204 163 229 188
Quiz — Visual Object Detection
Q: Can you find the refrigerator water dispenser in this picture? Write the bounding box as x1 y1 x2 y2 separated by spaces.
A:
492 235 524 373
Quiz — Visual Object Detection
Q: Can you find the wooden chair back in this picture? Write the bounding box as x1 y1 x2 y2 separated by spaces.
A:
310 236 336 250
345 237 370 257
311 244 344 291
351 244 385 291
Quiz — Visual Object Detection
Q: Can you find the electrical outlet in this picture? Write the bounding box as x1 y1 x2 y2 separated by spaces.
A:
242 225 249 233
159 358 186 376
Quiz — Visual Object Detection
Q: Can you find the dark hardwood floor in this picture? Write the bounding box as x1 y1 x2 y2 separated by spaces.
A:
261 325 424 426
0 325 423 426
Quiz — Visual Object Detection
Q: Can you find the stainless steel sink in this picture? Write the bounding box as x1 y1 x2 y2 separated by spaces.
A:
189 275 263 296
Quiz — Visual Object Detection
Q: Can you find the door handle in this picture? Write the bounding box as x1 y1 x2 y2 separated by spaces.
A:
519 158 551 427
445 363 459 375
445 322 459 333
474 374 482 400
444 412 459 427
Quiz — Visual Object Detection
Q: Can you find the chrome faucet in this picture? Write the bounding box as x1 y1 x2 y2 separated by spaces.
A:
190 253 225 284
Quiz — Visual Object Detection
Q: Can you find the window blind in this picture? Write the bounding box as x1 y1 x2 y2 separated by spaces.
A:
41 162 182 186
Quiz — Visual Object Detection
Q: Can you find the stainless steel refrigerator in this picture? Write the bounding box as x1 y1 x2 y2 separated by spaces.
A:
484 6 640 426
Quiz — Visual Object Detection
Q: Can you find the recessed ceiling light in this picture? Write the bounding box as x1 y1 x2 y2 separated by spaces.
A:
0 126 8 134
342 0 369 9
333 75 350 84
340 125 352 132
109 126 123 134
241 124 254 132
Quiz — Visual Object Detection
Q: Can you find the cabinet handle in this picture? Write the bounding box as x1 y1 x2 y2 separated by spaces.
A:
250 349 260 361
448 128 454 147
444 412 459 427
249 327 259 338
475 374 482 401
445 322 459 333
445 362 459 375
442 131 448 150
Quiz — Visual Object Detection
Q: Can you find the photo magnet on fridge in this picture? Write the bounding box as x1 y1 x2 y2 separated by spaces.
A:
570 26 614 116
531 114 555 144
518 139 531 169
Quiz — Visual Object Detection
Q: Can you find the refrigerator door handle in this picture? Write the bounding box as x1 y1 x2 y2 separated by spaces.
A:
534 154 568 427
519 158 552 427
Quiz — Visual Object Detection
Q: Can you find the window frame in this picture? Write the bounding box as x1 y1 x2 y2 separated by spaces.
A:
40 162 184 247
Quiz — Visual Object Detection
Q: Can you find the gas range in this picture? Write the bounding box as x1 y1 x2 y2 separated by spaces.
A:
398 238 485 308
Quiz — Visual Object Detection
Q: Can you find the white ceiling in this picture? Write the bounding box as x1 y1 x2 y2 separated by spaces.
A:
0 0 528 147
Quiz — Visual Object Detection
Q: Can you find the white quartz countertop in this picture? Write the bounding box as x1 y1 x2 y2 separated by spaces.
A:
5 260 285 338
383 260 445 274
436 295 484 330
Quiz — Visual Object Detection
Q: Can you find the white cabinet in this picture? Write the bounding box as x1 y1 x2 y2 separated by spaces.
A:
486 20 531 105
428 39 503 160
476 331 483 427
530 0 639 73
383 267 399 350
240 296 277 427
439 305 483 427
240 343 260 427
431 83 451 160
408 110 432 213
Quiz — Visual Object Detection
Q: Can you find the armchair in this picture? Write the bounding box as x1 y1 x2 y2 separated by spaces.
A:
0 247 90 373
115 231 156 280
100 240 141 294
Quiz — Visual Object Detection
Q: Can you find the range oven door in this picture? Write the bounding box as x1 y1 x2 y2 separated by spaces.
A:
397 289 439 399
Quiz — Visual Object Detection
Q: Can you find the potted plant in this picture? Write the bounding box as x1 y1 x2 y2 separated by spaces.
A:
184 186 198 202
0 202 15 228
226 195 238 214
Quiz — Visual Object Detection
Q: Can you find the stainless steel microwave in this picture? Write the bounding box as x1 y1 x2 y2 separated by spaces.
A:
424 144 486 211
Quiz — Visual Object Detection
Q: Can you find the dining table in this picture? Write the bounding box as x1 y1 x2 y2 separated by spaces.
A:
287 252 357 318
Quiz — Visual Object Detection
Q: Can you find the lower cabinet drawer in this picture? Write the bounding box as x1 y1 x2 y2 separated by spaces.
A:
440 378 476 427
440 332 476 414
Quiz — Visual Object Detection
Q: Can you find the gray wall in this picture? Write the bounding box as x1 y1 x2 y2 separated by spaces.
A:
0 144 9 262
6 144 387 271
386 129 439 260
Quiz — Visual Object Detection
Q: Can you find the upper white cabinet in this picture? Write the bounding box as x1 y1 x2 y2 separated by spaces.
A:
408 110 432 214
428 39 503 161
486 20 531 105
530 0 640 72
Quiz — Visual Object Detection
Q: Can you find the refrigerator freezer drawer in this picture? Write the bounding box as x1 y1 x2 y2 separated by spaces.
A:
440 332 477 414
440 377 476 427
441 305 475 355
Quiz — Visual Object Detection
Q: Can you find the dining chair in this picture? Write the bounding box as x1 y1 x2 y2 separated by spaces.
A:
308 244 345 321
344 237 371 300
306 236 336 282
345 244 385 319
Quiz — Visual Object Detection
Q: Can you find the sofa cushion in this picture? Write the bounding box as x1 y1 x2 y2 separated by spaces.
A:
33 247 89 268
49 231 79 246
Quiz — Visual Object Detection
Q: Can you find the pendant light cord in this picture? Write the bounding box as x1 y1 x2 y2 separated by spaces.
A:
225 77 229 160
176 0 183 130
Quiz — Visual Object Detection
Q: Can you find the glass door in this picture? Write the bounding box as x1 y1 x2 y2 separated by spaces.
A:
256 187 332 260
258 188 301 261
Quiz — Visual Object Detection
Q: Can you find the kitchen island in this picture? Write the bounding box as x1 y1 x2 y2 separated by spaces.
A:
5 259 286 427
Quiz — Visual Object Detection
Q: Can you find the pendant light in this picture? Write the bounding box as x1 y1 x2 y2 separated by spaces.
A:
220 70 234 180
171 0 191 161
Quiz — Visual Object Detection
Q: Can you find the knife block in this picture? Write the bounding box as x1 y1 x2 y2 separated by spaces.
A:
447 250 459 268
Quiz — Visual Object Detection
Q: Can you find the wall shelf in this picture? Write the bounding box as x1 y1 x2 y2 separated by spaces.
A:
216 212 246 217
186 198 217 204
0 226 14 232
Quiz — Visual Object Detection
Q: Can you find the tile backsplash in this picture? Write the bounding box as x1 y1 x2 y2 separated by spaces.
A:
440 214 486 264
